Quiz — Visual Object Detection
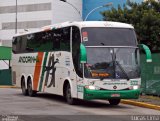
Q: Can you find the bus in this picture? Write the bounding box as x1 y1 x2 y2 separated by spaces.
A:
12 21 152 105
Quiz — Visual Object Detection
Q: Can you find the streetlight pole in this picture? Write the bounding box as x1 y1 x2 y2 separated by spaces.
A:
15 0 17 34
84 2 113 21
60 0 82 21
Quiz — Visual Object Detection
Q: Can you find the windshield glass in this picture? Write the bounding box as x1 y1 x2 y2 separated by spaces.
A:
84 47 140 79
82 27 137 46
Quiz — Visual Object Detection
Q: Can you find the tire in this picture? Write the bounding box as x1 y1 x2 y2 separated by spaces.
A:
108 99 121 105
27 79 37 97
65 84 76 105
21 78 28 96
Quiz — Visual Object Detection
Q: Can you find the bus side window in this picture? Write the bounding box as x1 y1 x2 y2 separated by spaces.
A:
26 34 35 52
53 27 70 51
12 36 24 53
37 32 53 52
26 32 53 52
21 35 27 52
61 27 70 51
53 31 61 51
14 36 23 53
12 37 17 53
72 26 82 77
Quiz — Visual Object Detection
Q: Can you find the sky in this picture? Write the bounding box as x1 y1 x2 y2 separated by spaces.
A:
83 0 143 20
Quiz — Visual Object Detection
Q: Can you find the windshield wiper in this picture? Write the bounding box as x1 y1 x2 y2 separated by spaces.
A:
115 61 130 80
110 48 130 80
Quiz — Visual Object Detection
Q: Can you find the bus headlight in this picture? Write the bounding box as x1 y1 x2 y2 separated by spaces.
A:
129 85 139 90
85 85 96 90
133 85 139 90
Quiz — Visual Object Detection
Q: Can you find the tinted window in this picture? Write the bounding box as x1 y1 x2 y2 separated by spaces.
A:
54 27 70 51
12 36 27 53
72 26 82 77
27 31 54 52
12 27 71 53
82 27 137 46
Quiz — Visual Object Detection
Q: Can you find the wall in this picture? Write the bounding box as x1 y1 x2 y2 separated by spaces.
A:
0 0 53 41
0 0 82 41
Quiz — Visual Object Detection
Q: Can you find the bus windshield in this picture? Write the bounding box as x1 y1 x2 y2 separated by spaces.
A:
84 47 140 79
82 27 137 46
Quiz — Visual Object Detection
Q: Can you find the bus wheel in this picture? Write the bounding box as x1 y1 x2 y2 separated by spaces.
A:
27 79 37 97
65 84 75 105
21 78 28 96
108 99 121 105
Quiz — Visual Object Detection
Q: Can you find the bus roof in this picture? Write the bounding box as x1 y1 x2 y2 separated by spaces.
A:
13 21 134 37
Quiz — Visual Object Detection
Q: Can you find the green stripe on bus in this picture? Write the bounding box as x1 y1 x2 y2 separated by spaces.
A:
39 52 48 91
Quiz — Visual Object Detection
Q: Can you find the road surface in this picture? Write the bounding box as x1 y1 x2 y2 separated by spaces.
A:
0 88 159 121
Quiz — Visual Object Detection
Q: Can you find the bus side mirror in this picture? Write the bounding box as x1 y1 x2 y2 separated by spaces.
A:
138 44 152 63
80 43 87 63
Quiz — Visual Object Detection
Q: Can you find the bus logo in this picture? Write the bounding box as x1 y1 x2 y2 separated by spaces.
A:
44 54 59 88
113 85 117 89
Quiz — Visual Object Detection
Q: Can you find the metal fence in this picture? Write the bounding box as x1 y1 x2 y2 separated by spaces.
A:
0 69 12 85
141 53 160 96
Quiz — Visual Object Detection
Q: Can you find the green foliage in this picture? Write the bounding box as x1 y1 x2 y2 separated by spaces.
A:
101 0 160 52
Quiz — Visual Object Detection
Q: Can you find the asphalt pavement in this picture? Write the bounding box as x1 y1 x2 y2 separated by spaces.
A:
0 88 159 121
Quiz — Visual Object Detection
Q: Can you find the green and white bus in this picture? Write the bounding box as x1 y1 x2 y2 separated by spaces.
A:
12 21 152 105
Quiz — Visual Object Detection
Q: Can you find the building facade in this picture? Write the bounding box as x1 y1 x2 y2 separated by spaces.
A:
0 0 82 41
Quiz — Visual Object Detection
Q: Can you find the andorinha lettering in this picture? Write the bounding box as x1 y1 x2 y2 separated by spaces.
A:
19 56 38 63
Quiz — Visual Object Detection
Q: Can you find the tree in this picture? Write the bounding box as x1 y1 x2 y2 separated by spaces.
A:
101 0 160 52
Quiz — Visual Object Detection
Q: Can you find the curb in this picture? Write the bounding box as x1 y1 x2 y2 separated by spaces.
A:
0 85 18 88
121 100 160 111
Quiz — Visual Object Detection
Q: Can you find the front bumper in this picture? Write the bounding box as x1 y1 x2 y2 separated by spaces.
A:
84 88 140 100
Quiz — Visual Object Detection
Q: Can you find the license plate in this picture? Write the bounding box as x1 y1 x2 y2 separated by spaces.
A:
111 94 120 97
